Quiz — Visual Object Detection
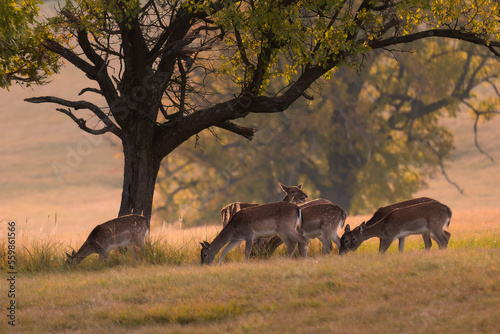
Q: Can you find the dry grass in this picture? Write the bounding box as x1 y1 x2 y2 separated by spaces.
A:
1 209 499 333
13 248 500 333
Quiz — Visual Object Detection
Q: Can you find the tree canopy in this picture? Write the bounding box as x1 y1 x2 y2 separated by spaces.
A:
2 0 500 220
155 40 500 225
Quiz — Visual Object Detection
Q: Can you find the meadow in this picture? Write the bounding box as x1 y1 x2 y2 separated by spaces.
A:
1 46 500 333
2 208 499 333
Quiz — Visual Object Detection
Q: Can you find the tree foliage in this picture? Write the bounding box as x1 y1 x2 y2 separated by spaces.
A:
155 40 500 225
0 0 59 87
2 0 500 220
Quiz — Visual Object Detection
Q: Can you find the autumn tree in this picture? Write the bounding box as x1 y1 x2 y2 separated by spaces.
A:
2 0 500 219
155 40 500 225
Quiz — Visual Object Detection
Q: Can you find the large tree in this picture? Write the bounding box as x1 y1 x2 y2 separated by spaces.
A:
2 0 500 219
155 41 500 225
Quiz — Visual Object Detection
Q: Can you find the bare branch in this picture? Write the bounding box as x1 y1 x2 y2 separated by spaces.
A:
370 29 500 55
24 96 122 138
473 111 495 162
55 108 116 135
78 87 103 96
462 100 497 162
215 121 255 140
438 156 465 194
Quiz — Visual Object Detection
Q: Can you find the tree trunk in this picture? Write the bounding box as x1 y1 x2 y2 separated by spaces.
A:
118 128 162 221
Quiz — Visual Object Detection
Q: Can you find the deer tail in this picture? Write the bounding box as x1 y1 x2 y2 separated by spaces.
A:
445 206 452 228
296 207 303 232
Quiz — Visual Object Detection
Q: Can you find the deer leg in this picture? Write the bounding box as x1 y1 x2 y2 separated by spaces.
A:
331 233 341 253
379 238 394 254
444 230 451 243
430 230 449 249
422 231 433 250
249 238 266 258
279 235 298 258
295 234 309 258
398 237 406 252
244 238 255 261
318 234 333 254
218 240 242 264
264 235 284 258
251 236 283 259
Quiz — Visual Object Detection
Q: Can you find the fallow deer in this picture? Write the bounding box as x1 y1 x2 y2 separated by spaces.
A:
220 184 331 226
251 184 344 257
254 203 347 257
339 200 452 254
352 197 450 252
201 201 309 265
65 214 150 265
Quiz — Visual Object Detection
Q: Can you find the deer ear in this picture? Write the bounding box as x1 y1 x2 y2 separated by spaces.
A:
297 184 302 189
279 184 288 192
359 222 366 233
345 224 350 233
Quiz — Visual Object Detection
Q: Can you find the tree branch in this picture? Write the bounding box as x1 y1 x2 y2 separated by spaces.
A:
24 96 122 138
42 39 97 79
55 108 116 135
370 29 500 54
215 121 255 140
78 87 103 96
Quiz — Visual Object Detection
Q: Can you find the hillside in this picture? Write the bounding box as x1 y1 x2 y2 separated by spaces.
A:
1 64 499 238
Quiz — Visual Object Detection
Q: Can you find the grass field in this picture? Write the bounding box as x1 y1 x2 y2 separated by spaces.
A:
1 209 499 333
1 29 500 333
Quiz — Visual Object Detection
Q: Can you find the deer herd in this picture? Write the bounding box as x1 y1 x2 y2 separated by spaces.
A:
66 184 452 266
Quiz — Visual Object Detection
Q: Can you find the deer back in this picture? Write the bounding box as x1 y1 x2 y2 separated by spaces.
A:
227 201 302 236
220 202 259 226
380 201 451 236
299 198 333 208
366 197 435 226
301 203 346 234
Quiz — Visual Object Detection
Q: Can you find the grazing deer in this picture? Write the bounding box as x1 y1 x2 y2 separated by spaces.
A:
220 184 331 226
201 201 309 265
339 200 452 254
253 203 347 257
65 214 150 265
356 197 450 251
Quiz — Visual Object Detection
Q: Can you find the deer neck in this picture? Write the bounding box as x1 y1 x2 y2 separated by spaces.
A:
73 240 97 262
208 226 236 257
358 223 384 242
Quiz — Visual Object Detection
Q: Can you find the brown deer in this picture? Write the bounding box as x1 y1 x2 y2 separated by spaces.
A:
220 184 330 226
65 214 150 265
364 197 451 250
339 200 452 254
201 201 309 265
253 203 347 257
251 184 343 257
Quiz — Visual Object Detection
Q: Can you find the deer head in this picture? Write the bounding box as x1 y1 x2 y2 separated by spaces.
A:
339 222 365 255
65 250 80 266
200 241 214 265
280 184 308 204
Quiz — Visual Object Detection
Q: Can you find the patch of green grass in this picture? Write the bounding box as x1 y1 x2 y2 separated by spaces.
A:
13 246 500 333
1 227 498 275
